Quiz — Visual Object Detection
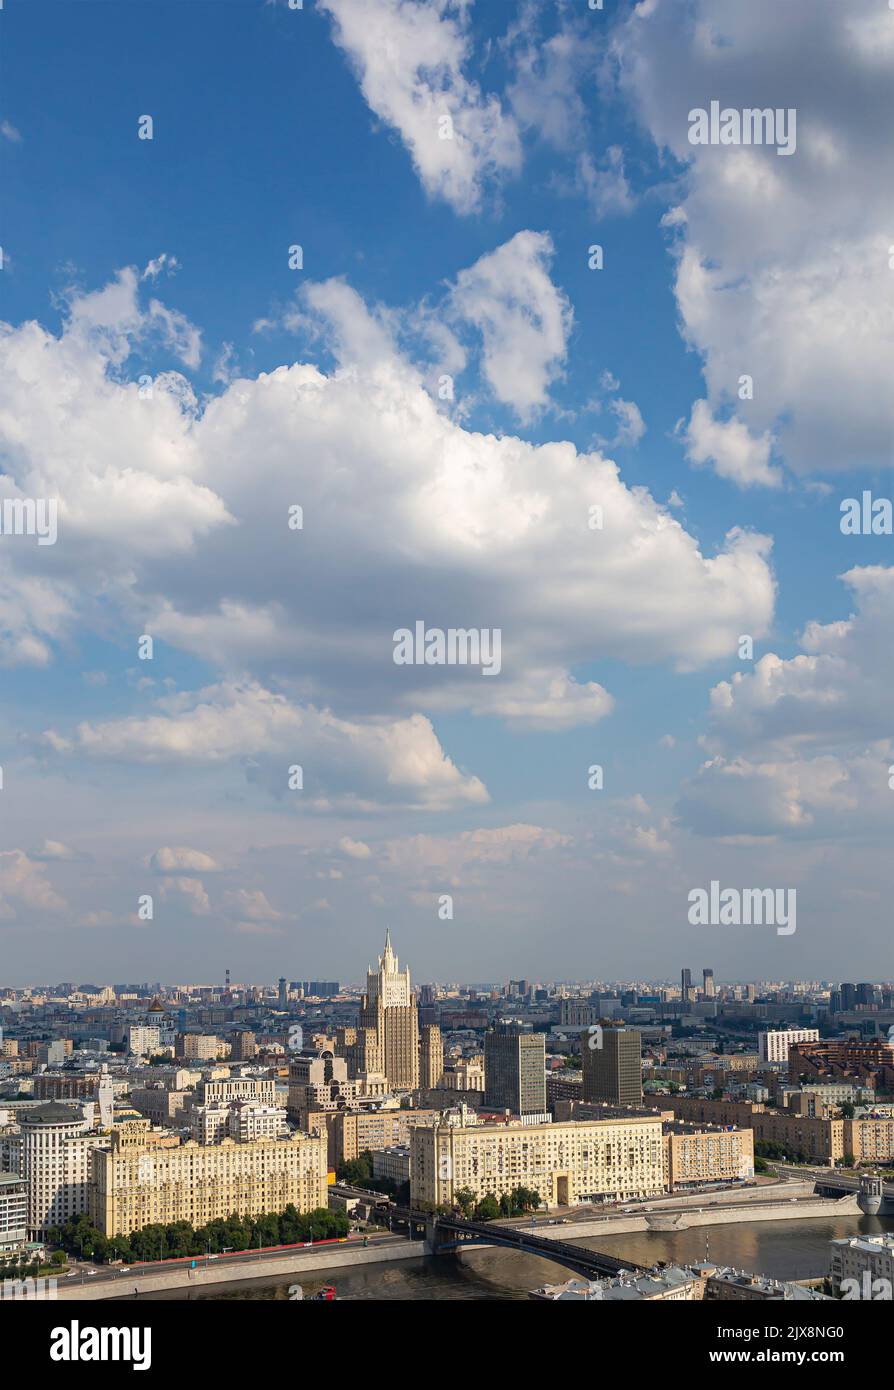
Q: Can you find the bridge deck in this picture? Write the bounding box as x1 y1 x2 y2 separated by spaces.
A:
428 1214 639 1278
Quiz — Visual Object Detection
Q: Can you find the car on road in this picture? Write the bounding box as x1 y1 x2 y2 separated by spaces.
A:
87 1270 98 1276
119 1267 131 1273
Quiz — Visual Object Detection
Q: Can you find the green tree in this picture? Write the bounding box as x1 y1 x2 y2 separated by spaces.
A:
473 1194 501 1222
453 1187 476 1218
279 1204 303 1245
339 1153 373 1185
509 1186 541 1215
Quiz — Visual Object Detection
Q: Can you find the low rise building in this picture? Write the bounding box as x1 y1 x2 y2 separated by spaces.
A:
370 1145 411 1186
830 1234 894 1298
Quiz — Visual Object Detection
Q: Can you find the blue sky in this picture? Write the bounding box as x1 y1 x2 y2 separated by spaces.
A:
1 0 893 985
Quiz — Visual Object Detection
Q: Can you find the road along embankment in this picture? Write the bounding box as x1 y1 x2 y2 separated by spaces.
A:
55 1240 427 1300
479 1192 861 1244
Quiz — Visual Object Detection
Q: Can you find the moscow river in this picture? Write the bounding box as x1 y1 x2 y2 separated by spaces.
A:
146 1211 893 1301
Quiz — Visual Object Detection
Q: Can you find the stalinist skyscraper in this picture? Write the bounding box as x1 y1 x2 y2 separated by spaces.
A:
358 930 419 1090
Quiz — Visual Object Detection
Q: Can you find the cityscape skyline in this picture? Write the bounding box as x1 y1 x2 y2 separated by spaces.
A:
2 0 890 1343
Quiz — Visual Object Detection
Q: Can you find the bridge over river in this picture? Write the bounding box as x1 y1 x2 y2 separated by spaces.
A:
421 1212 640 1280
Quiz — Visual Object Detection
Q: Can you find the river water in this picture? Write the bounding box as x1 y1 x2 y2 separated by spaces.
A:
145 1211 893 1301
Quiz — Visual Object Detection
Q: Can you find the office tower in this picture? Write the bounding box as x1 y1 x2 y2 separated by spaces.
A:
419 1024 444 1088
681 967 692 1001
278 977 288 1009
484 1026 546 1117
581 1026 643 1105
358 931 419 1090
839 983 857 1012
703 968 715 999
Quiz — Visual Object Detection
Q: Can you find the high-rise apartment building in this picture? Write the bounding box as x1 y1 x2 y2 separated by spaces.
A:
484 1026 546 1117
758 1028 820 1064
703 968 715 999
581 1027 643 1106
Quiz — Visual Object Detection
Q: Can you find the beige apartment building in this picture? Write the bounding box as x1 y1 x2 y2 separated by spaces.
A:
92 1123 327 1236
844 1117 894 1164
177 1034 227 1061
664 1125 754 1188
751 1110 844 1163
650 1096 762 1129
411 1116 665 1211
129 1087 191 1127
332 1107 439 1168
194 1078 276 1106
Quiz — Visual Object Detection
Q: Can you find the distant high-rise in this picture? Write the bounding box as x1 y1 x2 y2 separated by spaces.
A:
581 1026 643 1106
703 968 715 999
681 967 692 1002
484 1026 546 1117
419 1024 444 1089
358 931 419 1090
277 978 287 1009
